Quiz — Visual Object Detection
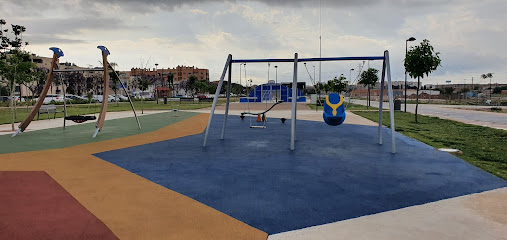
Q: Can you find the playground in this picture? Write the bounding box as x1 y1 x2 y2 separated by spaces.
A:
1 49 506 240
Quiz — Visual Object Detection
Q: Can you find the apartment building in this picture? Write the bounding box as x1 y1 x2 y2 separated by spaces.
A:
130 65 209 83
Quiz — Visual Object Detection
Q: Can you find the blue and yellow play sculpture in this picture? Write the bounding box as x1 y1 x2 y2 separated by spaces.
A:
323 93 346 126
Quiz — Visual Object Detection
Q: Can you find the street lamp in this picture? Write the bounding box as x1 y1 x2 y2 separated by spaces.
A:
349 68 354 84
274 65 278 101
155 63 159 104
405 37 416 112
312 65 316 84
243 63 247 95
348 68 354 101
239 62 242 93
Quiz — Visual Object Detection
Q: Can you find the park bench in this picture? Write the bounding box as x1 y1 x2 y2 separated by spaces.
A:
37 105 63 120
179 97 195 103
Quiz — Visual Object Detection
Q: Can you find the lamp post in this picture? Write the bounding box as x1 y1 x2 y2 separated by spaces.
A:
405 37 416 112
155 63 159 104
313 65 316 84
275 65 278 101
349 68 354 93
243 63 247 96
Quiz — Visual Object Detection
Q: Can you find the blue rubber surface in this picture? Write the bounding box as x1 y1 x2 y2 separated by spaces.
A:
95 115 507 234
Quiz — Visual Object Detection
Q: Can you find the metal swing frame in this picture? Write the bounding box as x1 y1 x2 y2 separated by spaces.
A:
203 51 396 153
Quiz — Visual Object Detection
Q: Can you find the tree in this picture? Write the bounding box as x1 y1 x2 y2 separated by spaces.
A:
187 75 198 96
440 87 454 103
231 83 243 95
207 82 217 95
109 62 120 106
167 72 174 96
23 67 47 110
358 68 379 108
493 86 507 94
194 80 208 95
62 71 85 96
327 75 348 94
404 39 441 123
137 76 149 114
481 73 493 99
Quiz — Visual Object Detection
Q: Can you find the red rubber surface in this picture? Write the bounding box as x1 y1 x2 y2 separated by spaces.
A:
0 171 119 240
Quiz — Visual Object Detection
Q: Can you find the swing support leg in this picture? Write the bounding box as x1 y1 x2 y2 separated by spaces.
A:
11 128 21 137
92 127 100 138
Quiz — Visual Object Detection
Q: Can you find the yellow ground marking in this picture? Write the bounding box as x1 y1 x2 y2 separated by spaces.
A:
0 113 268 240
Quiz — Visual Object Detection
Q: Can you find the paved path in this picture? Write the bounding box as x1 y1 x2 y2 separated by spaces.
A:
351 99 507 130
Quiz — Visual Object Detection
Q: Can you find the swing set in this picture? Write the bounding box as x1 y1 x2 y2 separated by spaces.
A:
12 46 141 138
203 51 397 153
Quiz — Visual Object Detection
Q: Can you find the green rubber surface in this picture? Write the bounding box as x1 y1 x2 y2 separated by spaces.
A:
0 111 198 154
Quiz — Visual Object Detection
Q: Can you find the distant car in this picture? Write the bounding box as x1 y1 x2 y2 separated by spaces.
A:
39 94 64 104
133 91 152 99
115 95 129 101
65 95 87 101
10 96 26 102
0 96 25 102
108 95 117 102
92 95 107 103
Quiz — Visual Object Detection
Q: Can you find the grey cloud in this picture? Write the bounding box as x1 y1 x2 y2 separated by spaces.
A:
26 34 87 45
21 17 126 35
1 0 460 14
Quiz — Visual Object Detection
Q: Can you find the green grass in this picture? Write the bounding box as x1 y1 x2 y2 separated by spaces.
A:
0 99 229 125
307 103 378 111
352 111 507 180
0 111 198 154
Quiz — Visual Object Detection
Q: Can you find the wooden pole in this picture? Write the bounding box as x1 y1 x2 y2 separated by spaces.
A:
13 48 61 137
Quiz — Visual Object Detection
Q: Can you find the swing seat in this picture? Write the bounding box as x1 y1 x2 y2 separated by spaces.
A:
323 93 346 126
65 115 97 123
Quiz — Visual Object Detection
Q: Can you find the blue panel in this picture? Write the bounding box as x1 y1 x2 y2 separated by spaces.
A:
49 47 64 58
97 45 110 56
95 116 507 234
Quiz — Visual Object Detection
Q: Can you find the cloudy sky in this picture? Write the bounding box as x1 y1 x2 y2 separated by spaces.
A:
1 0 505 86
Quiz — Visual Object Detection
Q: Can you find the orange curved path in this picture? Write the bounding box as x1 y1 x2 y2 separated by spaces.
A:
0 113 268 240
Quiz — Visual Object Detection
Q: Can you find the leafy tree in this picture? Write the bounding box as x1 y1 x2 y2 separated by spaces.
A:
167 72 174 96
23 67 47 109
440 87 454 103
481 73 493 98
194 80 208 95
493 86 507 94
231 82 243 95
404 39 441 122
109 62 120 106
358 68 379 108
327 75 348 93
207 82 217 95
137 76 149 114
62 72 85 96
187 75 198 96
0 51 35 130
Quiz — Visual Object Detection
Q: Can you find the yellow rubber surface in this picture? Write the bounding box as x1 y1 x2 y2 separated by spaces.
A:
0 113 268 240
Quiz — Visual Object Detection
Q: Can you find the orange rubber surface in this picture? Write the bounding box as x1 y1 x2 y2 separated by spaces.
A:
0 113 267 240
